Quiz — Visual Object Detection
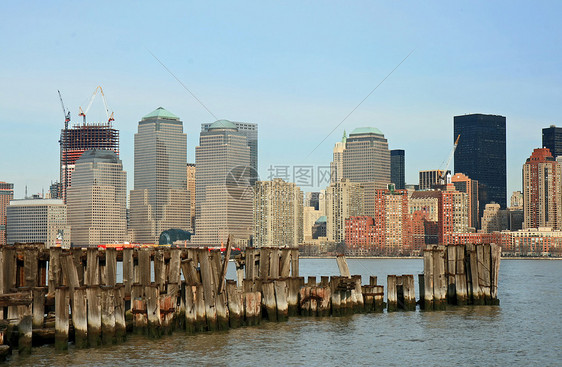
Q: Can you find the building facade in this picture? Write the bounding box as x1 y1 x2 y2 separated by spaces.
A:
542 125 562 158
454 113 507 214
253 178 303 247
7 199 71 248
187 163 196 228
342 127 390 186
330 131 346 184
419 169 449 190
195 120 252 246
390 149 405 190
130 107 190 243
303 206 322 240
451 172 479 229
67 150 126 246
326 179 364 244
480 203 509 233
0 182 14 246
523 148 562 230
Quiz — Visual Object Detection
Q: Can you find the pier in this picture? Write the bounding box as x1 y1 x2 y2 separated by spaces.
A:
0 242 500 359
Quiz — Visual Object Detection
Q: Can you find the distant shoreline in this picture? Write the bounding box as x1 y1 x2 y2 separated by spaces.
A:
300 256 562 260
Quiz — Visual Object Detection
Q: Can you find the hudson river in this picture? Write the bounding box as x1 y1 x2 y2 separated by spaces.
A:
7 258 562 366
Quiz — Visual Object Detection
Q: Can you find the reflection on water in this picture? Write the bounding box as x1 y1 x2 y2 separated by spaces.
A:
6 259 562 366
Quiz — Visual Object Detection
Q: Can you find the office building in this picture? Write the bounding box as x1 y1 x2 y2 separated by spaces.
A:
187 163 196 228
326 179 364 244
130 107 190 243
7 199 70 248
195 120 252 246
390 149 405 190
67 150 127 246
0 182 14 245
419 169 449 190
373 188 412 255
451 173 479 229
330 131 346 184
342 127 390 186
522 148 562 230
303 206 323 240
454 113 507 214
253 178 303 247
480 203 509 233
202 121 257 182
542 125 562 158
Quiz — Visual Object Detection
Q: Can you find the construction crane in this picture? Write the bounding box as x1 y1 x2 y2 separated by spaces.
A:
439 134 461 185
78 86 115 125
58 90 71 202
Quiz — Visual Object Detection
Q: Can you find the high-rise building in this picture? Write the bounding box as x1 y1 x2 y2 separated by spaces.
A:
130 107 190 243
523 148 562 230
0 182 14 245
326 179 364 244
439 185 469 243
195 120 252 246
201 121 258 180
510 191 523 209
454 113 507 214
187 163 196 228
303 206 322 240
390 149 405 190
7 199 71 248
480 203 508 233
305 192 321 211
542 125 562 158
373 188 412 255
330 131 346 184
67 150 126 246
419 169 449 190
253 178 303 247
60 120 119 203
342 127 390 186
451 173 479 230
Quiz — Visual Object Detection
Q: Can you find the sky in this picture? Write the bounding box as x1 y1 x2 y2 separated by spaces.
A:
1 1 561 199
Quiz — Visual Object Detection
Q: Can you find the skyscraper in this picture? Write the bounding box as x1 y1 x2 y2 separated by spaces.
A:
253 178 303 247
130 107 190 243
342 127 390 186
542 125 562 158
390 149 405 190
522 148 562 230
451 172 479 229
330 131 346 184
201 121 258 179
326 179 364 244
418 169 449 190
67 150 126 246
0 182 14 245
187 163 196 229
454 114 507 214
195 120 252 246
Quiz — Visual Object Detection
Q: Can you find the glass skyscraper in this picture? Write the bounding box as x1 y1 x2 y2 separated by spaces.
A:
130 107 190 243
390 149 405 190
542 125 562 158
453 113 506 216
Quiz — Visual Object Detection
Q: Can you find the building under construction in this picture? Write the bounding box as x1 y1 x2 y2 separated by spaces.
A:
59 87 119 202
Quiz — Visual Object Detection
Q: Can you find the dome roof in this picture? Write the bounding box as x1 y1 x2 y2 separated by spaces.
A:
208 119 237 130
142 107 179 121
350 127 383 136
77 149 120 164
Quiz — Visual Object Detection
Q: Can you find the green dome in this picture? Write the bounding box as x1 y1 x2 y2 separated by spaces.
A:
208 119 237 130
315 216 327 224
350 127 383 136
142 107 179 121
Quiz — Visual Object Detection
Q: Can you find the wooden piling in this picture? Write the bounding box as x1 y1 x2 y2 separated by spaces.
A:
23 248 39 287
422 249 434 310
307 276 317 287
259 248 271 280
48 247 62 295
269 248 279 279
446 245 457 304
105 248 117 286
480 244 492 304
55 286 69 350
122 248 134 296
467 244 482 305
139 248 151 286
62 253 80 294
17 303 32 354
455 273 468 305
153 251 166 292
86 285 102 346
145 285 161 338
226 280 243 328
387 275 397 312
490 243 501 305
290 248 299 277
199 249 217 331
287 277 303 316
245 248 256 280
352 275 364 312
433 247 447 310
330 277 341 316
262 280 277 321
184 284 197 333
274 279 289 321
373 285 385 312
216 291 230 331
402 275 416 311
369 276 377 286
72 286 88 348
32 287 46 329
194 284 206 332
336 255 351 278
279 249 291 277
244 291 257 326
114 285 126 342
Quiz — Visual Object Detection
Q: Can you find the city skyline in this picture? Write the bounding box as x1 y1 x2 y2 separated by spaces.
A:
2 2 562 198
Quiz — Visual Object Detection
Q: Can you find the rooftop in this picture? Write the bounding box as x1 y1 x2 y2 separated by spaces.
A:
9 199 65 207
349 127 383 136
208 119 238 130
315 216 327 224
142 107 180 121
77 149 121 164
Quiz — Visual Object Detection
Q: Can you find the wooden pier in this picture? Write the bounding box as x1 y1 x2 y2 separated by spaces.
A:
0 242 500 359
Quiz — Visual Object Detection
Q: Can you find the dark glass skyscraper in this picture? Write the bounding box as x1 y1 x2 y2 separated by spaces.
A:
454 114 506 216
542 125 562 158
390 149 405 189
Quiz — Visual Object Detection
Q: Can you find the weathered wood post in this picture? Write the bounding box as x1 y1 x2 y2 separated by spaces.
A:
24 248 39 287
446 245 457 304
402 274 416 311
226 280 243 328
139 248 151 286
270 248 279 280
114 285 126 342
195 283 206 332
17 301 33 354
467 244 482 305
307 276 317 287
145 284 161 338
245 248 256 280
433 246 447 310
100 286 116 344
199 249 217 331
422 248 434 310
72 286 88 348
290 248 299 277
279 249 291 277
455 245 468 305
287 277 303 316
259 248 271 280
184 284 197 333
352 275 364 312
55 286 69 350
479 244 492 304
32 287 46 329
330 276 341 316
131 283 147 334
336 255 351 278
48 247 62 295
123 248 134 296
373 285 385 312
274 279 289 321
153 251 166 292
86 285 102 346
244 292 256 326
369 276 377 286
262 280 277 321
387 275 397 312
62 253 80 295
85 248 100 286
105 248 117 287
490 243 501 305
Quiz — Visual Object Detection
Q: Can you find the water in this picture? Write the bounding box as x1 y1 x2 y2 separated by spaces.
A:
6 259 562 366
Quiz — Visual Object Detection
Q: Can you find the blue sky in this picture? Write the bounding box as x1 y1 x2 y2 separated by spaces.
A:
1 1 561 199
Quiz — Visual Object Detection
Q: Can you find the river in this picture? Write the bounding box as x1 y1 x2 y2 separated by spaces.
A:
6 258 562 366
